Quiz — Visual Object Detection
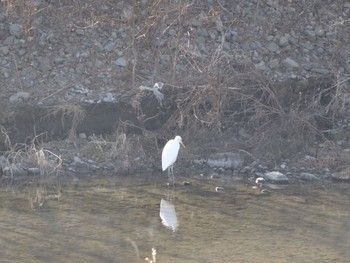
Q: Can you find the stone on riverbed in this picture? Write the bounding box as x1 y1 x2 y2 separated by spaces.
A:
263 171 289 183
331 168 350 181
299 172 320 181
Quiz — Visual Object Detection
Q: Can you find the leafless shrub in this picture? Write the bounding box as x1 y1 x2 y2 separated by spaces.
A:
324 74 350 121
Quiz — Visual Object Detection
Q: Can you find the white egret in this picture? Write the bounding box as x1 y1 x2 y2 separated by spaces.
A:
162 136 185 185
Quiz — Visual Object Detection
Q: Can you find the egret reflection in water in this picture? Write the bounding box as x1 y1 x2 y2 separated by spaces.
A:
159 198 178 231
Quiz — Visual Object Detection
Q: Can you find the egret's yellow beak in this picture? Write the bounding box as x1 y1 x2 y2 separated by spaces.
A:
180 142 186 148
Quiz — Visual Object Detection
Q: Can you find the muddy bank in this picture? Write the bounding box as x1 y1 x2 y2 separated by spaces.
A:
0 97 170 150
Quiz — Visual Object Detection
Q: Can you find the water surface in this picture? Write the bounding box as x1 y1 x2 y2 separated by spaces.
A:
0 174 350 262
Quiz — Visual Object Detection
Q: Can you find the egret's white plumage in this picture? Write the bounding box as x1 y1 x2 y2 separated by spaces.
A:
162 136 185 184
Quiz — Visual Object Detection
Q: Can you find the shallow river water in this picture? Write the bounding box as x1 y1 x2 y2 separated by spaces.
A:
1 173 350 263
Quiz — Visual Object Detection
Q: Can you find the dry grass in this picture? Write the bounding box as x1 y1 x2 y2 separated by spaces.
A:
45 103 86 139
83 133 131 160
0 127 62 208
81 131 149 173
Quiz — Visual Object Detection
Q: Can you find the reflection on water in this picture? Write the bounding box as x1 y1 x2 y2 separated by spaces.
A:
160 199 178 232
1 174 350 262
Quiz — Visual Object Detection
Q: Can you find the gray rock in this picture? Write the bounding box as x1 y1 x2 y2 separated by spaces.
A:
263 171 289 183
302 41 314 51
279 36 289 47
199 28 209 38
0 13 6 23
191 17 202 27
268 58 279 68
104 41 116 52
315 26 324 36
17 48 26 56
266 35 274 41
72 156 82 164
99 4 110 12
316 47 325 54
0 156 10 171
9 23 23 37
310 68 329 75
168 29 177 36
38 56 52 73
54 74 70 86
3 163 26 177
77 50 90 59
54 56 65 64
71 156 99 174
331 168 350 181
9 91 30 103
304 154 316 161
21 66 37 80
0 24 7 39
288 36 298 45
74 162 91 174
160 54 171 64
1 67 10 78
79 133 87 139
283 57 299 68
251 41 262 50
0 46 10 55
255 61 267 70
94 59 104 69
266 42 279 52
299 172 320 181
4 36 15 45
207 152 244 170
266 0 278 8
223 41 231 51
27 167 40 176
115 57 128 67
326 32 337 40
102 92 116 102
225 30 238 41
75 28 85 35
305 30 316 40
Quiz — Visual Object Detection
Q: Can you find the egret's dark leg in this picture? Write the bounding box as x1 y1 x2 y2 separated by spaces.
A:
167 166 171 185
171 164 175 185
167 164 175 185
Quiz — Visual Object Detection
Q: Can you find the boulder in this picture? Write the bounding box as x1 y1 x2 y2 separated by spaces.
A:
207 152 244 170
263 171 289 183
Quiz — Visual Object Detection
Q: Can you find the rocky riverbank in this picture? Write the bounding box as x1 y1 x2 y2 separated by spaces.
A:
0 0 350 182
